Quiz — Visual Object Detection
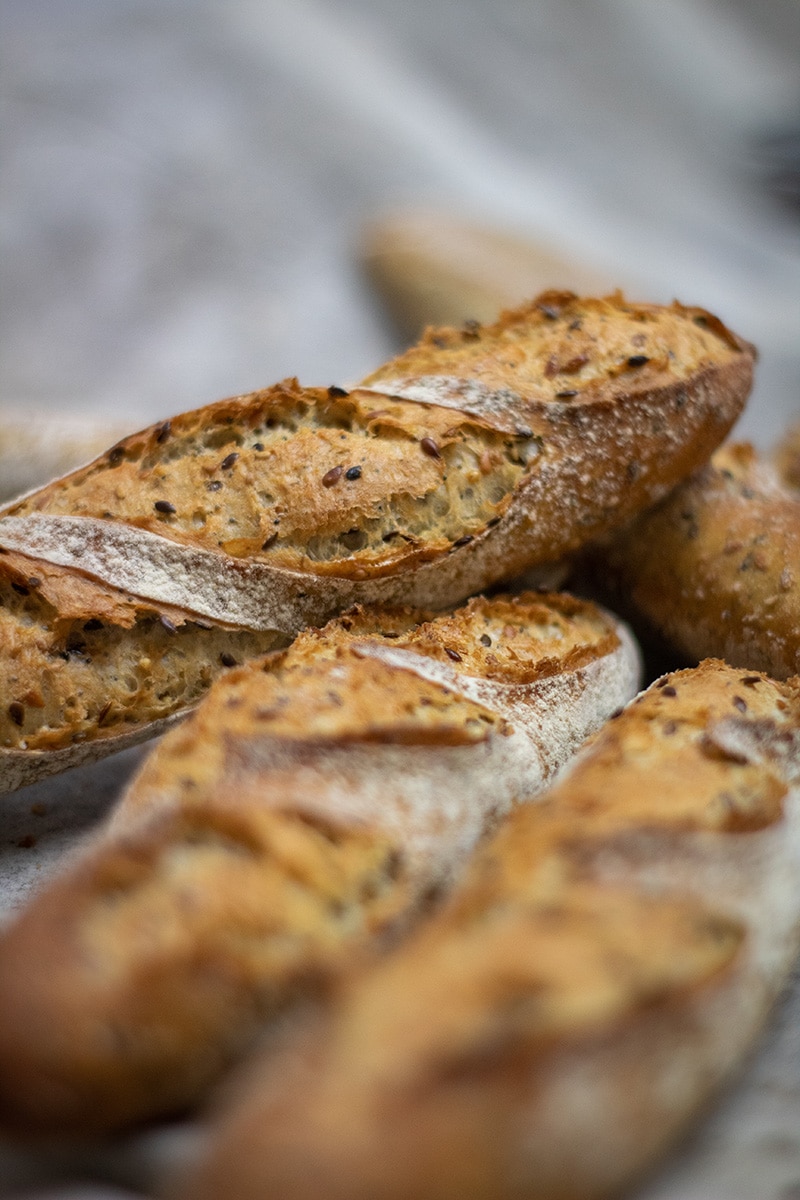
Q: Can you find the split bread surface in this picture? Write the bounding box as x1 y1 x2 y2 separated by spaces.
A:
0 591 640 1135
0 549 291 794
176 659 800 1200
0 291 752 791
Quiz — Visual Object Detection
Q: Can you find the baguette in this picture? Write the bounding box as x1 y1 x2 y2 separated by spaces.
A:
595 440 800 679
360 211 610 338
0 293 752 790
0 591 640 1135
178 660 800 1200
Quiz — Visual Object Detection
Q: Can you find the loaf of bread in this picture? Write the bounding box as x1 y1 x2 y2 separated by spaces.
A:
0 590 639 1135
178 659 800 1200
594 439 800 679
0 294 751 791
360 211 611 338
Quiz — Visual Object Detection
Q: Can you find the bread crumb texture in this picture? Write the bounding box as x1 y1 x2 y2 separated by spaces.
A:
0 291 752 785
4 380 532 573
3 293 753 582
0 549 286 753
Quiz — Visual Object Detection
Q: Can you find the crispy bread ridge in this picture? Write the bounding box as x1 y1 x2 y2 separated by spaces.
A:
0 592 639 1135
0 293 751 790
177 660 800 1200
0 293 751 627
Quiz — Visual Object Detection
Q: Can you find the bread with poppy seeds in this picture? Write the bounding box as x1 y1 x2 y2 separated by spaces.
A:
0 590 639 1134
0 293 751 790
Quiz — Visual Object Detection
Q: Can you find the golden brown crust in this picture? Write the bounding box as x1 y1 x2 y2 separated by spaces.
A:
0 548 288 790
596 440 800 679
0 592 639 1136
364 291 752 399
0 293 750 791
177 661 800 1200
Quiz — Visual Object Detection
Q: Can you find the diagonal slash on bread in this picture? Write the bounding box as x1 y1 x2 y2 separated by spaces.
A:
0 292 753 791
0 591 639 1134
175 659 800 1200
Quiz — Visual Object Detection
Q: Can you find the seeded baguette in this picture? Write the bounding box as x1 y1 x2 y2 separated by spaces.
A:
0 591 639 1136
178 660 800 1200
0 548 289 794
596 440 800 679
0 289 750 661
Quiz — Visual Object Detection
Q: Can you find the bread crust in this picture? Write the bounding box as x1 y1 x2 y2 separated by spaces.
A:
597 441 800 678
0 548 289 795
0 293 751 790
176 661 800 1200
0 297 752 618
0 592 639 1135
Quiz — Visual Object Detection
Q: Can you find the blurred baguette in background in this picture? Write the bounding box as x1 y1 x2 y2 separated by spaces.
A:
360 209 613 340
0 411 134 502
774 420 800 490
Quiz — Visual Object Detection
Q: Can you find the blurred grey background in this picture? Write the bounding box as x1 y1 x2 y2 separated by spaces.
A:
1 0 799 447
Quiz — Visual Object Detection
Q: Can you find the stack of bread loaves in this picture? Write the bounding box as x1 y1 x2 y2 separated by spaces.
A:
0 290 797 1200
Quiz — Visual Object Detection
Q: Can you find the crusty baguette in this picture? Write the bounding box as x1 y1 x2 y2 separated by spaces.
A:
177 660 800 1200
594 440 800 679
0 591 639 1135
0 293 751 793
360 211 611 339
